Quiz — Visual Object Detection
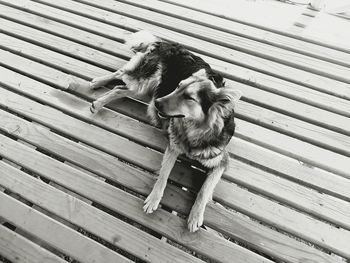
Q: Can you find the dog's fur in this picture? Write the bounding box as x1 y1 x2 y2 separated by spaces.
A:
83 31 242 232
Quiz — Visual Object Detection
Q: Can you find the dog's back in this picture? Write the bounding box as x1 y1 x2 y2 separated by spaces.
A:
153 42 224 98
124 31 224 99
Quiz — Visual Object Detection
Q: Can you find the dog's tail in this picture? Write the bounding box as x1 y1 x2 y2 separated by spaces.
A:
124 30 159 53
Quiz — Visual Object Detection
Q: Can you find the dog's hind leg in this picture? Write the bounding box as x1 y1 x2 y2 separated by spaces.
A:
90 70 124 90
188 163 226 232
143 146 179 214
90 52 147 90
90 85 134 113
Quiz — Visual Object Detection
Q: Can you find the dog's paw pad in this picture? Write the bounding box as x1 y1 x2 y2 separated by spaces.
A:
187 208 204 232
143 193 161 214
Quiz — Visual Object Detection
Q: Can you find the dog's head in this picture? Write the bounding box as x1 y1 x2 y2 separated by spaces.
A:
155 69 242 129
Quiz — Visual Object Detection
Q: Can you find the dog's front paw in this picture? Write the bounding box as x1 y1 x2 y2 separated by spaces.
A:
187 206 205 232
68 76 90 91
143 191 162 214
89 76 106 90
90 100 103 114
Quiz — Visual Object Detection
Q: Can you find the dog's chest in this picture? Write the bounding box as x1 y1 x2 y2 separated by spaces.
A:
167 120 224 166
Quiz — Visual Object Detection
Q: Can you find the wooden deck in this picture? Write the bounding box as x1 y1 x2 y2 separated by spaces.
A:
0 0 349 262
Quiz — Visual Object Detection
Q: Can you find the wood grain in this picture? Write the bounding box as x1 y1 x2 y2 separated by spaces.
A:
0 42 349 178
34 0 350 100
0 65 346 229
0 151 268 263
0 103 350 257
0 1 349 262
164 0 350 53
74 0 350 84
0 145 342 263
120 0 350 67
0 192 133 263
2 1 349 118
1 28 349 156
0 224 67 263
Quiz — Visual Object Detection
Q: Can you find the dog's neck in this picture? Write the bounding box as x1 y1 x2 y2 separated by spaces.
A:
168 118 222 156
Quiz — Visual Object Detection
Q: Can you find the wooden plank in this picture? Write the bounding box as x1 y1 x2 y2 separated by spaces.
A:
0 156 269 263
0 84 164 173
0 145 343 263
225 159 350 230
71 0 350 85
232 120 350 179
3 2 350 119
0 55 348 178
33 0 350 100
118 0 350 68
1 31 349 157
203 55 350 129
0 193 133 263
0 4 130 58
0 8 124 73
0 109 349 259
0 224 67 263
163 0 350 53
0 31 108 79
230 137 350 202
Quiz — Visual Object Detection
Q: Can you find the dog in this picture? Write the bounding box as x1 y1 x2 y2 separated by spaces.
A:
83 31 242 232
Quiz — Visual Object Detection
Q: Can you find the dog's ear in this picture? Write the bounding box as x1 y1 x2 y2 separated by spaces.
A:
207 87 242 132
179 69 208 88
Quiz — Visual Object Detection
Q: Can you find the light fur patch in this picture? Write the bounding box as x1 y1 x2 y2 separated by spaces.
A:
125 30 158 52
122 65 162 96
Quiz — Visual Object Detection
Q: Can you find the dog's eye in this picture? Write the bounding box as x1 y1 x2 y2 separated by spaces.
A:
184 94 196 101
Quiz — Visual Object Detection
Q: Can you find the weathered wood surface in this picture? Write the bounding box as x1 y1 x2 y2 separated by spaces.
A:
164 0 350 53
30 0 350 99
0 0 349 262
0 223 67 263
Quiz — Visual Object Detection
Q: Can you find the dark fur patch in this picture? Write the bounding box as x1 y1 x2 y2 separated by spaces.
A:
128 42 224 99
